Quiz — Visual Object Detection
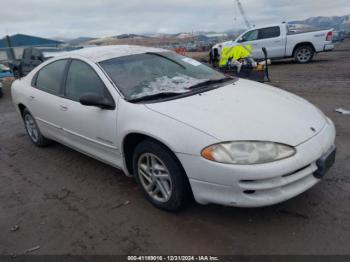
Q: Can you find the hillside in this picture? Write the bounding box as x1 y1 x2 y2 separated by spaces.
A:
290 15 350 30
68 37 97 46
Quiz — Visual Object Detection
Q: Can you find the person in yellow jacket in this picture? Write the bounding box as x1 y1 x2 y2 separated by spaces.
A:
219 45 254 72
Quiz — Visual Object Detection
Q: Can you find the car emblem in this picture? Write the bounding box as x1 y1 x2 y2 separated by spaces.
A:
310 127 316 132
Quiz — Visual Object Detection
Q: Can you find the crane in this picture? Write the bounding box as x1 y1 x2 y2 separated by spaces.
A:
235 0 251 29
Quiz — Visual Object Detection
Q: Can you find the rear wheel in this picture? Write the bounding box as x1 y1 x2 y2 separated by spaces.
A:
23 109 51 147
133 139 191 211
294 45 314 63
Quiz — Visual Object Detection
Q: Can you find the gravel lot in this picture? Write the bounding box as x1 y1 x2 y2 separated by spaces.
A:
0 40 350 256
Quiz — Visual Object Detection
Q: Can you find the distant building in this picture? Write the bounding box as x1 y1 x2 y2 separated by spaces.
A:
0 34 64 61
204 33 228 39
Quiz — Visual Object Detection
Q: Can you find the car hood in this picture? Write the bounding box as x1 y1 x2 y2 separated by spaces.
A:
145 79 326 147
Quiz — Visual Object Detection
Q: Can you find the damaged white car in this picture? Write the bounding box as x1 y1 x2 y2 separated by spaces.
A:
11 45 336 211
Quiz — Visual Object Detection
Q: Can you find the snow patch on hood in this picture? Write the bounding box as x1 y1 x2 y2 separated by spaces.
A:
130 73 209 99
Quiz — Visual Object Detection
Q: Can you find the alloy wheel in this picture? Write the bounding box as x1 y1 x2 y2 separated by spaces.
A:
137 153 173 203
297 48 311 63
24 114 39 143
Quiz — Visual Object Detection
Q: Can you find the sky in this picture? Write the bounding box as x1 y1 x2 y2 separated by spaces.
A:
1 0 350 39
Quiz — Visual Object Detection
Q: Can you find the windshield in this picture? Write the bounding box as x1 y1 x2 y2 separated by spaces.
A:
99 52 226 100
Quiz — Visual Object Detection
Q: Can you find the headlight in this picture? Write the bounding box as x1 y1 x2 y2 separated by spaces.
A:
201 141 296 165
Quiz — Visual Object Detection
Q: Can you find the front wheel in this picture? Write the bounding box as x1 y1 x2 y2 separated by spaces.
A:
294 45 314 63
133 139 191 211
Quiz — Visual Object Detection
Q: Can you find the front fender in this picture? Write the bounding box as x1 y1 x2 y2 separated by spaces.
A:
117 99 219 156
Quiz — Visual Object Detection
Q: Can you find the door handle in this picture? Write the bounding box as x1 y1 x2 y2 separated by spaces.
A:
60 105 68 111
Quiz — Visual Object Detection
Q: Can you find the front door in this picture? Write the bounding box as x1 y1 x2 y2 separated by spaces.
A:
237 29 264 59
238 26 283 59
59 59 121 166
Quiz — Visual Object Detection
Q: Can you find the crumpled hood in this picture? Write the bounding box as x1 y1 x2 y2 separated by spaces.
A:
146 79 326 146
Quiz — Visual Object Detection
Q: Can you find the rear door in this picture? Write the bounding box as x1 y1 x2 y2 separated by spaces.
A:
29 59 69 141
256 26 284 58
59 59 120 166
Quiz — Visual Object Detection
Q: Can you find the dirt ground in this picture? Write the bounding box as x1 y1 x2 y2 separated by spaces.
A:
0 40 350 256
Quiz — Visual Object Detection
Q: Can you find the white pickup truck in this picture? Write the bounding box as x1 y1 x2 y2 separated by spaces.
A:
214 23 334 63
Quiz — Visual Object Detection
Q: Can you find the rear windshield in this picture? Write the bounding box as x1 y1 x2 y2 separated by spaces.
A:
99 52 224 100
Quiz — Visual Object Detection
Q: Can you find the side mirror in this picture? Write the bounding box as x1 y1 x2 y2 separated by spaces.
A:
237 38 244 43
79 93 115 110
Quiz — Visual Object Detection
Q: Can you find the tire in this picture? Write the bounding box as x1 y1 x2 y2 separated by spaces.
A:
22 108 52 147
294 45 314 63
133 139 191 211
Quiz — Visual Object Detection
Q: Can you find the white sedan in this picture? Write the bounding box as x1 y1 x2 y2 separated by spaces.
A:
11 45 336 211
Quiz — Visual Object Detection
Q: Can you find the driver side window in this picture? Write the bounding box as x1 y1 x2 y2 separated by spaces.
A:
241 30 258 42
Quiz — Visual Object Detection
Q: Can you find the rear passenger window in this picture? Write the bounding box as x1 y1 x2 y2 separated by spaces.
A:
36 60 67 94
65 60 106 101
258 27 280 39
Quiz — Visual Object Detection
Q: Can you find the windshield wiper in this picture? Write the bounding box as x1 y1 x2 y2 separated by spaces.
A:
127 92 185 103
187 77 235 90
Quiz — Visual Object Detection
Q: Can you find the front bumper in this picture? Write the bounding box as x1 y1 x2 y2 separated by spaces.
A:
177 119 336 207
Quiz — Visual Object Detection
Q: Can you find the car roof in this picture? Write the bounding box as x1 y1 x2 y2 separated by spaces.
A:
60 45 167 63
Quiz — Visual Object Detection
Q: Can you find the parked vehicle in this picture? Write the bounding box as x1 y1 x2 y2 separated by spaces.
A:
9 47 46 78
8 47 70 78
0 64 13 98
213 23 334 63
333 31 346 43
11 46 336 211
0 64 14 78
